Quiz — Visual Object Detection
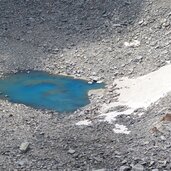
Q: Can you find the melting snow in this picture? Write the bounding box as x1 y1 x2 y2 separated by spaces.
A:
76 120 92 126
113 124 130 134
76 64 171 134
101 64 171 123
124 40 140 48
99 108 134 124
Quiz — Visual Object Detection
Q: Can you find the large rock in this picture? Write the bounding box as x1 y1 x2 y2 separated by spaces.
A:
132 164 144 171
19 142 30 153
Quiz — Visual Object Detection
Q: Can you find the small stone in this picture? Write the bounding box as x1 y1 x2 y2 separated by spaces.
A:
132 164 144 171
17 159 27 166
119 165 131 171
122 159 128 164
92 72 97 76
138 20 144 25
160 135 166 141
159 160 167 167
19 142 30 153
133 56 143 63
161 113 171 121
68 149 75 154
90 76 100 82
93 156 103 162
162 21 170 27
149 161 155 166
143 141 149 145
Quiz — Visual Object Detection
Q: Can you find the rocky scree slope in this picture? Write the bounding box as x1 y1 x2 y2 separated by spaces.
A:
0 0 171 170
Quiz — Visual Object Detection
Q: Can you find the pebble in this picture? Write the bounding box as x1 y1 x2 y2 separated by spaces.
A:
17 159 27 166
121 159 128 164
119 165 131 171
90 76 100 82
68 149 75 154
133 56 143 63
143 141 149 145
19 142 30 153
1 1 171 171
160 135 166 141
149 161 155 166
132 164 144 171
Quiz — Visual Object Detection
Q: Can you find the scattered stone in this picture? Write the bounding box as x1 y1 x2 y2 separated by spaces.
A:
19 142 30 153
90 76 100 82
159 160 167 167
1 0 171 170
149 161 155 166
138 20 144 25
160 113 171 121
93 156 103 162
150 127 160 134
132 164 144 171
119 165 131 171
68 149 75 154
160 135 166 141
17 159 28 166
143 141 149 145
121 159 128 164
133 56 143 63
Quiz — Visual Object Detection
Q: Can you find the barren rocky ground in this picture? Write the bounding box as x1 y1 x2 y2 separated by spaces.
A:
1 0 171 170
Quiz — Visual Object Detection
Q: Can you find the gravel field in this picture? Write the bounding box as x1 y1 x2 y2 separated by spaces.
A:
1 0 171 170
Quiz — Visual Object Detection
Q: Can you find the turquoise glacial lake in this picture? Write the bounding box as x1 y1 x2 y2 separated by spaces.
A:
0 71 104 113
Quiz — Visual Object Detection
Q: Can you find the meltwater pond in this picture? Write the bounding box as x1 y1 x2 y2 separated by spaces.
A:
0 71 104 113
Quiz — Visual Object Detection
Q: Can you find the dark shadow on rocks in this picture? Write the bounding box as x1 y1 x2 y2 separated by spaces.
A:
0 0 144 71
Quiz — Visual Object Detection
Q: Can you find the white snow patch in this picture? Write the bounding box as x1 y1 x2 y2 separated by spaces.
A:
113 124 130 134
100 64 171 122
166 60 171 64
124 40 140 48
99 108 134 123
76 120 91 126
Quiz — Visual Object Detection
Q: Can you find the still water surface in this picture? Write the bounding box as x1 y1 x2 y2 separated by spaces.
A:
0 71 104 112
